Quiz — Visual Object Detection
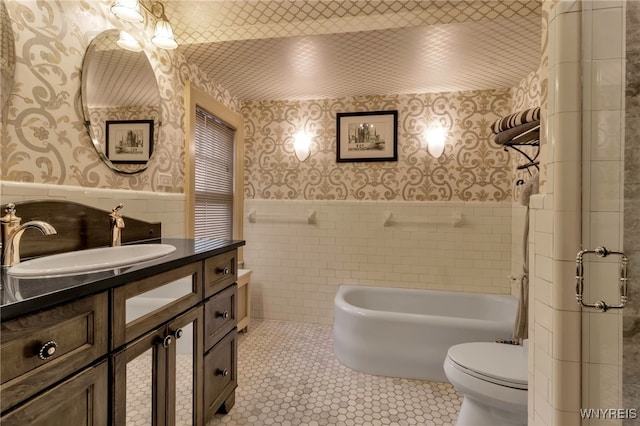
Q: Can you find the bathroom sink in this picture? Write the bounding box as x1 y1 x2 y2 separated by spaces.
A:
7 244 176 278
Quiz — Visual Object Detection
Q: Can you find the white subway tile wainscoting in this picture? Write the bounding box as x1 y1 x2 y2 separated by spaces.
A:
243 199 513 325
1 182 187 238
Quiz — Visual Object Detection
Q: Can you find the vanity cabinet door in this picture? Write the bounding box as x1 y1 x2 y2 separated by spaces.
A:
0 292 108 412
166 306 204 426
0 360 108 426
204 328 238 421
113 306 205 426
112 326 168 426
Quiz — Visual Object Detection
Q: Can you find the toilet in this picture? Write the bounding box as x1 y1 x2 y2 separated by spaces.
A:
443 341 528 426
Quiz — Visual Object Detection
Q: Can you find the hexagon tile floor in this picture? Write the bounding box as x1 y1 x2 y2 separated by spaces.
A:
207 319 462 426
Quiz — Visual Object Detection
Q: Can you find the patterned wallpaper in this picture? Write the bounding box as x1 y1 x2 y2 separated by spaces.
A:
242 89 513 201
1 0 240 192
0 0 14 116
3 0 537 203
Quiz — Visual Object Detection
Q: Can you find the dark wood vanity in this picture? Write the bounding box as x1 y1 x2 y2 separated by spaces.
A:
0 237 244 426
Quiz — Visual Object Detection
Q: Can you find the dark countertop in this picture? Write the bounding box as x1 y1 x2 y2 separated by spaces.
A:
0 238 245 322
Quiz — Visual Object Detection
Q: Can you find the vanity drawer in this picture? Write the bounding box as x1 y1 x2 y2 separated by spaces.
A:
204 250 237 297
204 328 237 420
204 284 237 352
0 292 108 413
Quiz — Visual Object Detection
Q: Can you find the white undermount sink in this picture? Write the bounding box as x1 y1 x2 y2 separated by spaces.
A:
8 244 176 278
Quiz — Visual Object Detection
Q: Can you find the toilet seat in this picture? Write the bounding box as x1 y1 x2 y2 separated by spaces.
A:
446 342 527 390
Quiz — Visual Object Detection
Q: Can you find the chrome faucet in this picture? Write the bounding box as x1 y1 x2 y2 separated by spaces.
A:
109 203 125 247
1 203 57 268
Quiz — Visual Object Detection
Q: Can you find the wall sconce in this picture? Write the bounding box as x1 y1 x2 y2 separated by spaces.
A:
424 124 447 158
110 0 178 50
294 131 311 162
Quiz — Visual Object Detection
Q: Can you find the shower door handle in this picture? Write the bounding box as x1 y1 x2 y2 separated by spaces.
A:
575 246 628 312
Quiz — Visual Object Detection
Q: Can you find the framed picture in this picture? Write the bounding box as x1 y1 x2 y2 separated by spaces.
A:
105 120 154 164
336 110 398 162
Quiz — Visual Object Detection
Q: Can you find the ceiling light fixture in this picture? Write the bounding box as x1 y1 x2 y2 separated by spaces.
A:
110 0 178 50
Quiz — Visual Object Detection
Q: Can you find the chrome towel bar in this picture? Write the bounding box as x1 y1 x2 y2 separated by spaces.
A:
575 246 628 312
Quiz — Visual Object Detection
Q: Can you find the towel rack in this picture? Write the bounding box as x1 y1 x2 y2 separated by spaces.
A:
247 209 316 225
575 246 628 312
383 211 463 227
502 124 540 172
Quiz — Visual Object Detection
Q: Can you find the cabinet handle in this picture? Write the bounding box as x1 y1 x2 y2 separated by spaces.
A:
216 311 229 319
160 335 173 348
37 341 58 360
217 267 230 275
216 368 229 377
173 328 183 339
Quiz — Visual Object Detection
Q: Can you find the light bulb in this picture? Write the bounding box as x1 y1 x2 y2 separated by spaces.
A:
151 19 178 49
110 0 144 23
425 125 446 158
294 131 311 161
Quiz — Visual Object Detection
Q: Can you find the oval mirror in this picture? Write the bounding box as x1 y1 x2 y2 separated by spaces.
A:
1 0 16 116
81 29 161 174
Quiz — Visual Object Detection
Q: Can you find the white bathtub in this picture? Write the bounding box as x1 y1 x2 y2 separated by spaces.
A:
333 285 517 382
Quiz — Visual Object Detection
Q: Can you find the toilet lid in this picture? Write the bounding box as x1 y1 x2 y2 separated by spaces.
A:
447 342 528 389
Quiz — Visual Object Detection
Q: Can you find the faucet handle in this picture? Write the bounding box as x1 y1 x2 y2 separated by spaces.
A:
1 203 20 225
109 203 125 232
111 203 124 214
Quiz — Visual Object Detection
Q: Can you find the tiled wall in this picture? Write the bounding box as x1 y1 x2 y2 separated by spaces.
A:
243 199 512 325
581 1 625 423
529 1 626 424
530 1 583 424
0 181 187 238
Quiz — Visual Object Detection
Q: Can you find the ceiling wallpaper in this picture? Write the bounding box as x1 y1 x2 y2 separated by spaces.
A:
1 0 240 192
242 88 513 202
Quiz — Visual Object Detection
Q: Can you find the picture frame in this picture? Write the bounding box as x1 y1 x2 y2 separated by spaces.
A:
336 110 398 162
105 120 154 164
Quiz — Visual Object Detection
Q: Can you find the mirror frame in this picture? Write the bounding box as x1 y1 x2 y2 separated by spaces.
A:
81 29 161 175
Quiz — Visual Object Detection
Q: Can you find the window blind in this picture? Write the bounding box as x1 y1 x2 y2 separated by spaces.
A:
194 107 234 240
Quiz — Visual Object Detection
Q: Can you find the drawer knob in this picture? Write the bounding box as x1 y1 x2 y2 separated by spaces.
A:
37 341 58 360
173 328 183 339
216 311 229 319
217 267 230 275
216 368 229 377
161 335 173 348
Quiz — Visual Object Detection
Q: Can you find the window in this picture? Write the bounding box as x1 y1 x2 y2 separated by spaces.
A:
184 81 244 247
194 108 234 239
